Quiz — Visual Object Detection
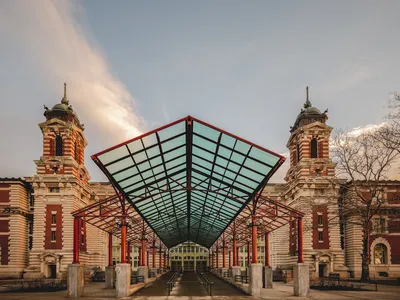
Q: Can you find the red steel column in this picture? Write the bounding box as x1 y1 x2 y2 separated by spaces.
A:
167 253 169 269
229 251 232 268
73 217 80 264
138 247 142 266
152 242 156 268
252 216 258 264
216 245 219 268
159 246 162 268
237 246 239 266
108 233 113 266
163 251 166 269
127 242 131 264
147 251 149 267
298 217 304 263
222 242 226 268
247 241 250 266
120 219 127 264
265 232 270 267
141 238 146 266
233 235 237 266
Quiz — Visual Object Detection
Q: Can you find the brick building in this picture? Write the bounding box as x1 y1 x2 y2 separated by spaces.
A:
0 86 399 280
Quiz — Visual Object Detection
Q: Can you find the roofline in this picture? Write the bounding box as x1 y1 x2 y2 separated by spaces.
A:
0 177 32 189
91 115 285 162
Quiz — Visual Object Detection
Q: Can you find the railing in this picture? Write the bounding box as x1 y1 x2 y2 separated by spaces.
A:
196 268 214 296
130 275 144 284
148 271 156 278
167 272 180 296
234 275 249 284
223 270 232 278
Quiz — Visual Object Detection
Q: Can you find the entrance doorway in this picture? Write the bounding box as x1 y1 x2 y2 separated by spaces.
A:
184 260 194 271
171 260 181 272
196 260 207 272
318 264 327 278
48 265 57 278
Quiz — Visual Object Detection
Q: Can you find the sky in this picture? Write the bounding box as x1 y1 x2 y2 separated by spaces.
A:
0 0 399 182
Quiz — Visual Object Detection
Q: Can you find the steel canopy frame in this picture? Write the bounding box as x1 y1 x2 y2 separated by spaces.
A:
91 116 285 248
214 194 305 249
71 194 163 249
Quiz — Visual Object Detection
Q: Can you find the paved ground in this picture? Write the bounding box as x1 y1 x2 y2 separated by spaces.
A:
0 279 400 299
134 271 247 297
205 272 248 297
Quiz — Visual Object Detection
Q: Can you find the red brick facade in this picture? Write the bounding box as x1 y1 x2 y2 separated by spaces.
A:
44 205 63 249
313 206 329 249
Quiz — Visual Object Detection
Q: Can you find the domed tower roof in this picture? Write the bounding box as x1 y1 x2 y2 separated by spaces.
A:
290 87 327 132
43 83 84 130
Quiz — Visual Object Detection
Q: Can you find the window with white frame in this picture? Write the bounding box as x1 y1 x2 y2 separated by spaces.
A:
51 230 56 242
51 212 57 224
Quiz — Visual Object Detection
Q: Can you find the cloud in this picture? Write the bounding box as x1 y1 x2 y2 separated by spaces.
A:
0 0 143 141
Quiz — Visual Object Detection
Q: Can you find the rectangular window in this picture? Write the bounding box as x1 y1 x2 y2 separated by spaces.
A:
49 187 60 193
318 214 323 227
318 231 323 242
51 213 57 224
51 230 56 242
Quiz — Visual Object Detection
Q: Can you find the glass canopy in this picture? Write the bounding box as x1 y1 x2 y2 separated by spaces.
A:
92 116 285 248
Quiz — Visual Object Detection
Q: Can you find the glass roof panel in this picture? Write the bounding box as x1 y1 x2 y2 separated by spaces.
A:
92 116 284 248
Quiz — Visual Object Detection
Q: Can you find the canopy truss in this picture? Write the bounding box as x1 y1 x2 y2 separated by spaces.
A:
213 194 304 249
91 116 285 248
72 194 163 249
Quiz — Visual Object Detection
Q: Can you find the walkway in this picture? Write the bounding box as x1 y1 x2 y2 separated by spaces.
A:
133 272 175 296
133 271 248 297
205 272 248 296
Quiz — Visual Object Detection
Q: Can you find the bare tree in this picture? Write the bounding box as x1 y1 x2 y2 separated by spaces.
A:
331 129 399 281
375 92 400 156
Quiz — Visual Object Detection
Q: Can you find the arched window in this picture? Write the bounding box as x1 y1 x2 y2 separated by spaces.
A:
374 243 387 264
55 135 63 156
310 138 318 158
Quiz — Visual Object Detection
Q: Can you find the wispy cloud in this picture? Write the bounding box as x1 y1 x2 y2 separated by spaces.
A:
0 0 143 140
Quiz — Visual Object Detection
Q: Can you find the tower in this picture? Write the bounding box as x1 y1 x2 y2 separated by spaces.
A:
24 84 105 279
38 83 89 181
285 87 334 182
283 88 347 279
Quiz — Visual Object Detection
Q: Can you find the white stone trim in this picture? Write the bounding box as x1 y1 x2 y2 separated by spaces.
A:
370 237 391 266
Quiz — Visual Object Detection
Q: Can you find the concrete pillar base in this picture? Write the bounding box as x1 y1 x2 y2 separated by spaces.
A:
137 266 149 283
115 263 131 298
249 263 263 297
294 263 309 297
105 266 115 289
264 266 273 288
231 266 241 281
67 264 84 297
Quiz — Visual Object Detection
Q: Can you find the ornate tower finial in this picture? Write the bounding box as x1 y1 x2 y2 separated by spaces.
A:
304 86 312 108
61 82 69 105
